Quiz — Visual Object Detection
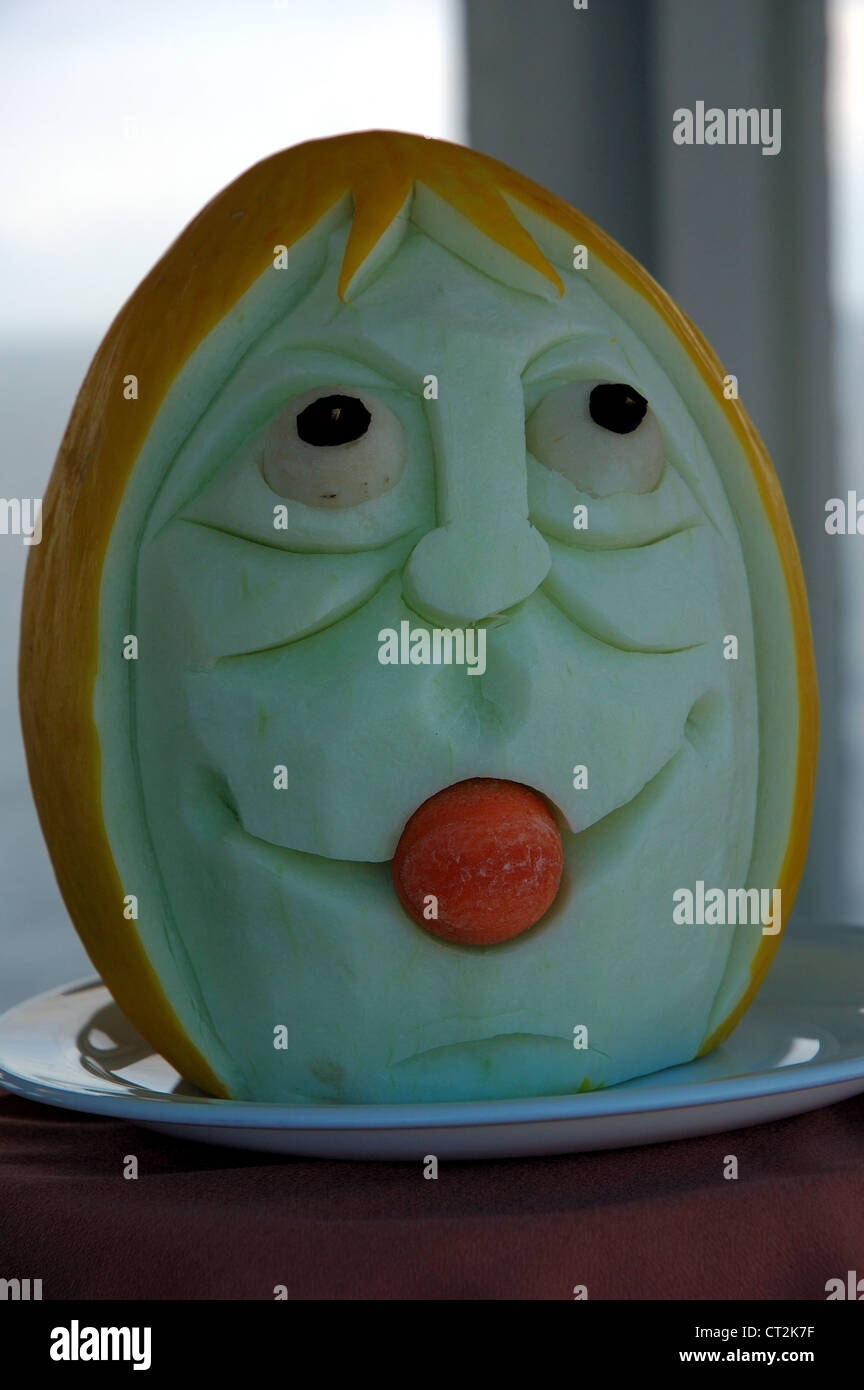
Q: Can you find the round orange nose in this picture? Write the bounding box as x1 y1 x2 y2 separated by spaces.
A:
391 778 564 945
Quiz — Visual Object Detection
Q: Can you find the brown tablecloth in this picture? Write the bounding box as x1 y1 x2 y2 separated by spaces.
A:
1 1088 862 1300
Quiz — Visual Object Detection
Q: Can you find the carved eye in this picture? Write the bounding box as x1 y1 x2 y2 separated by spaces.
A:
526 379 665 496
262 387 405 508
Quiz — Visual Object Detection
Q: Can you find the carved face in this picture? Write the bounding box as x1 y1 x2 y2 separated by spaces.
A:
23 133 815 1103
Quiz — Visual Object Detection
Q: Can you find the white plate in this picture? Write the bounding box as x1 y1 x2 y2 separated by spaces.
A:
1 926 863 1160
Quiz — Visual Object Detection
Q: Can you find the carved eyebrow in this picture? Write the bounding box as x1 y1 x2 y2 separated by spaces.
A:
522 334 636 385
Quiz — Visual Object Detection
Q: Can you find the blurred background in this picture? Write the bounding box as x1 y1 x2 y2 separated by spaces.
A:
0 0 859 1009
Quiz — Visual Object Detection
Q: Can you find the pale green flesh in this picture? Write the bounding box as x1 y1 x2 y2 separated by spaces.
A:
93 205 788 1103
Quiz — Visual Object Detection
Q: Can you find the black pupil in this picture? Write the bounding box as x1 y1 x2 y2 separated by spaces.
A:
297 394 371 446
589 383 648 435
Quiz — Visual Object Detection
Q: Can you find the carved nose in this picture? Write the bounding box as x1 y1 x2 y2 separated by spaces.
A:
403 519 551 624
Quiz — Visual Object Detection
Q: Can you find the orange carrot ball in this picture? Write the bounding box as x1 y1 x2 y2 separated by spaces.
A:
391 778 564 945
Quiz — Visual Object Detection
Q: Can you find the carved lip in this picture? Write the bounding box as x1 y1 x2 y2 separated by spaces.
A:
392 1030 583 1076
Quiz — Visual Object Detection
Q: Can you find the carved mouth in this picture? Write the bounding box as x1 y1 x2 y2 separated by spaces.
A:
220 734 689 874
